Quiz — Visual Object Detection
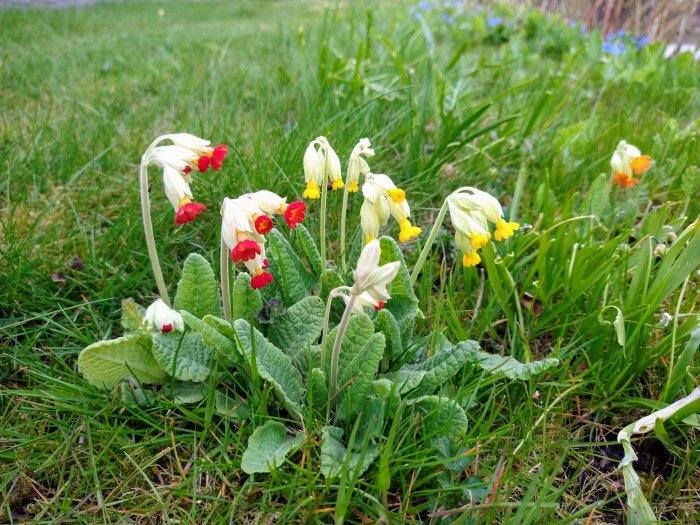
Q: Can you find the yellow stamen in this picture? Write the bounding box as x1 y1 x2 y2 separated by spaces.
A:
387 188 406 204
494 218 520 242
332 180 345 190
631 155 652 175
178 196 192 207
462 252 481 267
470 232 490 250
398 218 422 242
303 180 321 199
364 234 376 244
348 182 359 193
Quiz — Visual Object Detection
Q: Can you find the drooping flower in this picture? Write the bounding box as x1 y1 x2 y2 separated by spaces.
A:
447 188 519 267
303 136 343 199
162 164 207 225
244 251 274 289
611 140 652 189
221 197 265 263
167 133 228 173
346 138 374 193
360 173 421 244
144 299 185 333
343 239 400 313
244 190 307 229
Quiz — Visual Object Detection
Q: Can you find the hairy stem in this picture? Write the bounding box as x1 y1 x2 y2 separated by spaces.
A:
220 233 232 322
339 184 350 275
319 147 330 280
329 291 357 410
410 197 450 284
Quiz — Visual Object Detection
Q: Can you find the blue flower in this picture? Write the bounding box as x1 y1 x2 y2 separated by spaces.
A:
441 11 455 24
635 35 648 49
602 41 625 55
616 28 626 37
487 15 503 28
417 1 433 11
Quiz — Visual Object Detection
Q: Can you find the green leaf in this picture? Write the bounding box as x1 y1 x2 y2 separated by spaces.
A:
171 381 208 404
320 269 343 303
231 272 263 322
408 395 468 437
310 368 329 412
233 319 305 415
295 223 323 276
119 378 151 405
241 421 304 474
151 331 214 382
120 298 145 334
268 296 325 356
383 369 428 394
320 426 379 480
267 229 315 305
374 308 402 364
458 341 559 381
378 236 419 305
180 311 243 366
411 340 477 397
325 314 385 420
78 334 166 389
173 253 221 319
214 390 249 421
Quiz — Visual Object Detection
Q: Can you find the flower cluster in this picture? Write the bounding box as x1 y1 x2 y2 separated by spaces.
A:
345 239 400 314
148 133 228 224
602 30 648 55
346 138 374 193
303 136 344 199
447 188 519 267
611 140 653 188
144 299 184 333
360 173 422 244
221 191 307 289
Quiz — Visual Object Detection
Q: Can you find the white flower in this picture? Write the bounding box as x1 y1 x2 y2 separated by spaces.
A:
167 133 212 155
360 174 421 243
163 164 193 211
245 190 287 215
346 138 374 193
144 299 184 333
611 140 653 178
150 145 198 178
303 136 344 199
348 239 401 314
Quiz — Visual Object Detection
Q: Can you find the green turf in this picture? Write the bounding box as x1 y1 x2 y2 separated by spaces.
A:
1 1 699 523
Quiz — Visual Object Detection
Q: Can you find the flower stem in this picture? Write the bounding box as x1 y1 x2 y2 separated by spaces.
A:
220 233 232 323
320 286 352 369
339 185 350 275
410 197 449 285
329 291 356 410
140 153 171 307
319 149 330 281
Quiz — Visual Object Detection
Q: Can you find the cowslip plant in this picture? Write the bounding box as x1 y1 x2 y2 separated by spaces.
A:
76 131 560 520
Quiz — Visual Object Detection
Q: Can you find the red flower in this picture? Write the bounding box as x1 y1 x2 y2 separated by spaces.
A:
231 239 262 262
251 269 274 289
284 201 307 229
262 258 269 269
176 202 206 225
374 301 385 311
196 145 228 173
255 215 274 234
613 171 640 189
183 165 192 175
161 323 173 333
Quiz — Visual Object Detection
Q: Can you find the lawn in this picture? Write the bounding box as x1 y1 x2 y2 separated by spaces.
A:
1 0 699 523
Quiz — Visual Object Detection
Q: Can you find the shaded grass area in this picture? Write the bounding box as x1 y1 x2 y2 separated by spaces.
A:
1 1 700 523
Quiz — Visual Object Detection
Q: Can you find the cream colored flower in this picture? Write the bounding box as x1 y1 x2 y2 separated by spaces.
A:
303 136 344 199
346 138 374 193
144 299 184 333
359 173 421 243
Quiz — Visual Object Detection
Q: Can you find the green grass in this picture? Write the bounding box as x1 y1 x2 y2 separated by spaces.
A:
2 1 700 523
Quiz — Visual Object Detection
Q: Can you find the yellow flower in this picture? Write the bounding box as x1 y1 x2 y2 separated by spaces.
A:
346 138 374 192
494 218 520 241
360 173 420 243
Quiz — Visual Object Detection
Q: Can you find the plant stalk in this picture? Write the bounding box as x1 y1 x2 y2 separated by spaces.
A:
339 184 350 275
329 291 357 409
319 146 330 280
139 136 171 306
410 197 449 284
220 233 232 322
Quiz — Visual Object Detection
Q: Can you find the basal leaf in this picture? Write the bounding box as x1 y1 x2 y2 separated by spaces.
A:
231 272 263 322
408 395 468 437
310 367 329 413
173 253 221 319
295 223 323 276
374 308 402 365
171 381 208 404
214 389 250 421
241 421 304 474
233 319 305 415
78 334 166 389
268 296 325 356
320 426 379 480
325 314 385 421
181 311 243 366
267 229 315 305
120 298 145 334
151 330 214 382
412 340 478 397
458 341 559 380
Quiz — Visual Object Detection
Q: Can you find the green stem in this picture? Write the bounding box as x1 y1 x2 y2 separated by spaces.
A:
410 197 449 284
329 291 356 411
220 233 232 323
139 136 171 306
320 286 352 369
339 184 350 275
319 147 330 280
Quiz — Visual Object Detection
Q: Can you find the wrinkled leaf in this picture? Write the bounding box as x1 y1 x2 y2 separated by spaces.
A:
171 381 208 404
231 272 263 322
241 421 304 474
268 296 325 356
320 426 379 480
121 298 145 334
181 311 243 366
408 395 468 437
173 253 221 319
151 331 214 382
78 334 166 389
295 223 323 276
267 229 315 305
459 341 559 380
214 389 249 421
411 340 477 397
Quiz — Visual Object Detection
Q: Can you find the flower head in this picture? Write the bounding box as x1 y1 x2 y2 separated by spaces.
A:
244 190 307 229
303 136 343 199
611 140 652 188
345 239 400 314
162 164 207 225
166 133 228 173
346 138 374 193
360 173 421 244
144 299 185 333
447 187 519 267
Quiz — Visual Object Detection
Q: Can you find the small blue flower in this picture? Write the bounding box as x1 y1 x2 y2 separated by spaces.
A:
441 11 455 24
568 20 577 28
580 23 587 32
605 32 615 41
417 1 433 11
635 35 648 49
487 15 503 28
616 28 626 37
602 41 625 55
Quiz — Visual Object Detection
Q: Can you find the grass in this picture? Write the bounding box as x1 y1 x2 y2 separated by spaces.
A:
2 0 700 523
